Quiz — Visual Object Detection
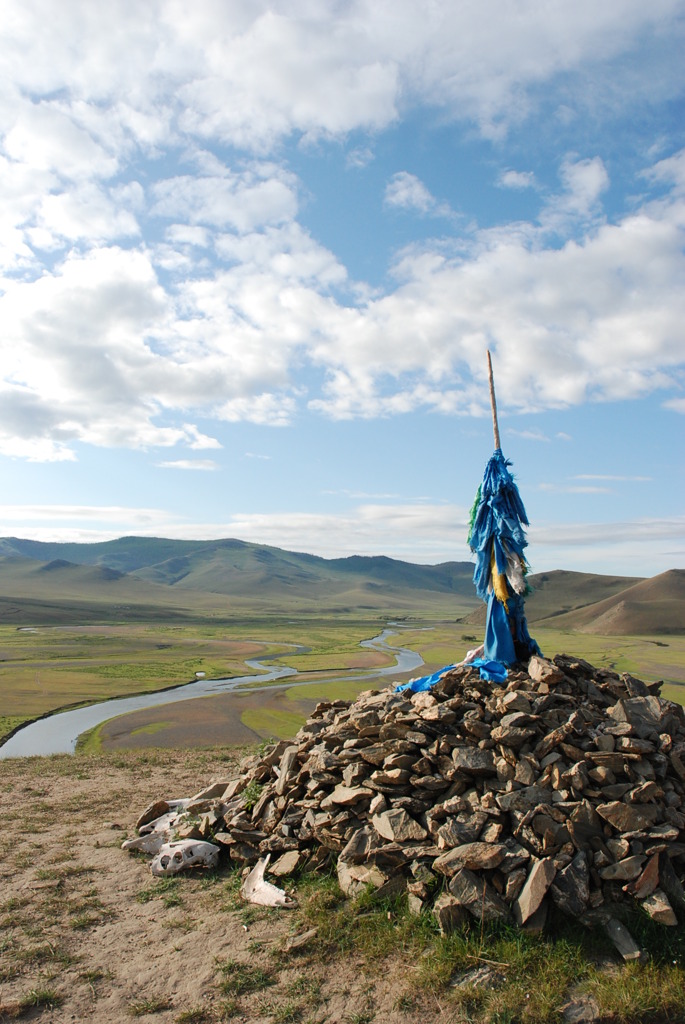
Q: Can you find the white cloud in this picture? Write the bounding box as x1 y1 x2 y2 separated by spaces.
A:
30 183 140 246
3 1 679 160
151 167 299 232
0 504 177 524
347 147 375 169
643 147 685 194
508 428 551 442
573 474 652 482
540 155 610 232
216 393 297 427
0 2 683 462
3 101 119 181
1 503 681 576
498 170 537 189
157 459 219 470
1 147 683 454
309 170 685 418
539 483 613 494
385 172 439 214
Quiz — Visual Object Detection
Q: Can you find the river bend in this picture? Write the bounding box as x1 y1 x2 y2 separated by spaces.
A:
0 629 422 758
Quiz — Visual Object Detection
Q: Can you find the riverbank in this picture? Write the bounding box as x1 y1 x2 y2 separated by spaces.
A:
0 629 423 758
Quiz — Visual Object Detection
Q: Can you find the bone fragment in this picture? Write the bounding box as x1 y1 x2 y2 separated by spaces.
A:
241 855 296 907
122 833 168 855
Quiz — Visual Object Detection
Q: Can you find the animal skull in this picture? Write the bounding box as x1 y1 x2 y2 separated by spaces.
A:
150 839 220 877
139 805 188 836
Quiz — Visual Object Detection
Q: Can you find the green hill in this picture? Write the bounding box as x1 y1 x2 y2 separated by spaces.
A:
0 536 681 633
0 540 479 624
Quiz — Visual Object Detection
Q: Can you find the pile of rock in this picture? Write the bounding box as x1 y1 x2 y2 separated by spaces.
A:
128 654 685 949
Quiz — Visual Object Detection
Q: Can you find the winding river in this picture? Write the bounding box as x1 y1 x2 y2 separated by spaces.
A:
0 629 423 758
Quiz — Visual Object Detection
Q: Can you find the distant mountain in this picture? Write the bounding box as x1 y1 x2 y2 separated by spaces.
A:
0 538 479 623
463 568 684 635
0 536 681 633
524 570 643 622
0 536 475 597
537 569 685 635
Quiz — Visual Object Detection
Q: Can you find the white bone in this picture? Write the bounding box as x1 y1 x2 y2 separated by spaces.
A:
241 855 296 908
150 839 220 877
122 833 168 854
139 811 179 835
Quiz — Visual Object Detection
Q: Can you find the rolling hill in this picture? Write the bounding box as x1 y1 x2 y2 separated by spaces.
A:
0 539 479 623
0 536 681 633
536 569 685 635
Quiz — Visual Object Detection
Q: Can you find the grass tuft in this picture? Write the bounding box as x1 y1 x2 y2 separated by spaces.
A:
19 987 64 1010
215 957 275 997
129 996 173 1016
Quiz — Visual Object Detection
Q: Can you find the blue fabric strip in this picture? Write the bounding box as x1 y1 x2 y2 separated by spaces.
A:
395 656 508 692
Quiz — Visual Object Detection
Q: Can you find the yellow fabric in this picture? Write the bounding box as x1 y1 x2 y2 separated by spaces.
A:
490 546 509 611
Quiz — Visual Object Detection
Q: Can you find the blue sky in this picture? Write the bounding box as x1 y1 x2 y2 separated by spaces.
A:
0 1 684 578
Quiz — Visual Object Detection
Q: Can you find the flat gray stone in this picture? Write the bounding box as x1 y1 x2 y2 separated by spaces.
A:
452 747 497 776
641 888 678 926
434 842 507 876
372 808 427 842
448 868 510 921
550 853 589 918
432 892 468 934
514 858 556 925
596 801 659 832
599 855 645 881
496 785 549 812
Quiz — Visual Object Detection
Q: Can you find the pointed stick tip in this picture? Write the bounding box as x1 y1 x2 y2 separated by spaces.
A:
486 350 501 450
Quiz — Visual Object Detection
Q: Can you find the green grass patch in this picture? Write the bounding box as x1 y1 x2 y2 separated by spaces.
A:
240 707 306 740
136 877 184 906
130 721 173 737
215 958 276 997
18 987 64 1011
661 682 685 704
175 1008 213 1024
74 720 110 754
288 871 685 1024
0 715 31 742
285 678 381 704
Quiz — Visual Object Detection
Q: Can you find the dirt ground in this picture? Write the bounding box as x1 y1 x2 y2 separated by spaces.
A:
96 691 320 751
0 749 444 1024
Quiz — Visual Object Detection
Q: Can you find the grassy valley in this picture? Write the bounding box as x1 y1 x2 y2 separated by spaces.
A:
1 539 685 1024
0 536 683 748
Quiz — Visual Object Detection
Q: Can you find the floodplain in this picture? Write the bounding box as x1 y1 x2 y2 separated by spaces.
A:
2 618 684 753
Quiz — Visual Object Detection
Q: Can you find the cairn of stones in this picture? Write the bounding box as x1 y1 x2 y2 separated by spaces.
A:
131 654 685 953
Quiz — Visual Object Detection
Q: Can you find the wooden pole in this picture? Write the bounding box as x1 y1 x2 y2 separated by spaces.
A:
486 349 501 450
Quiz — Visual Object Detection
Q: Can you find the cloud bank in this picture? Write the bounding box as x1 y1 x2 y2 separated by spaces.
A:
0 1 683 461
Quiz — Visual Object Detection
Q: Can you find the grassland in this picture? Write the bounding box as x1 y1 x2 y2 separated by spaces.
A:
0 618 400 743
5 617 683 756
396 623 685 702
0 748 683 1024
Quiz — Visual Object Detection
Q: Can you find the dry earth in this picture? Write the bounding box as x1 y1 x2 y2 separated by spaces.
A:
0 749 448 1024
96 692 320 751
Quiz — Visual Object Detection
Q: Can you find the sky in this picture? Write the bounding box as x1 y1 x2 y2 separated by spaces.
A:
0 0 684 579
